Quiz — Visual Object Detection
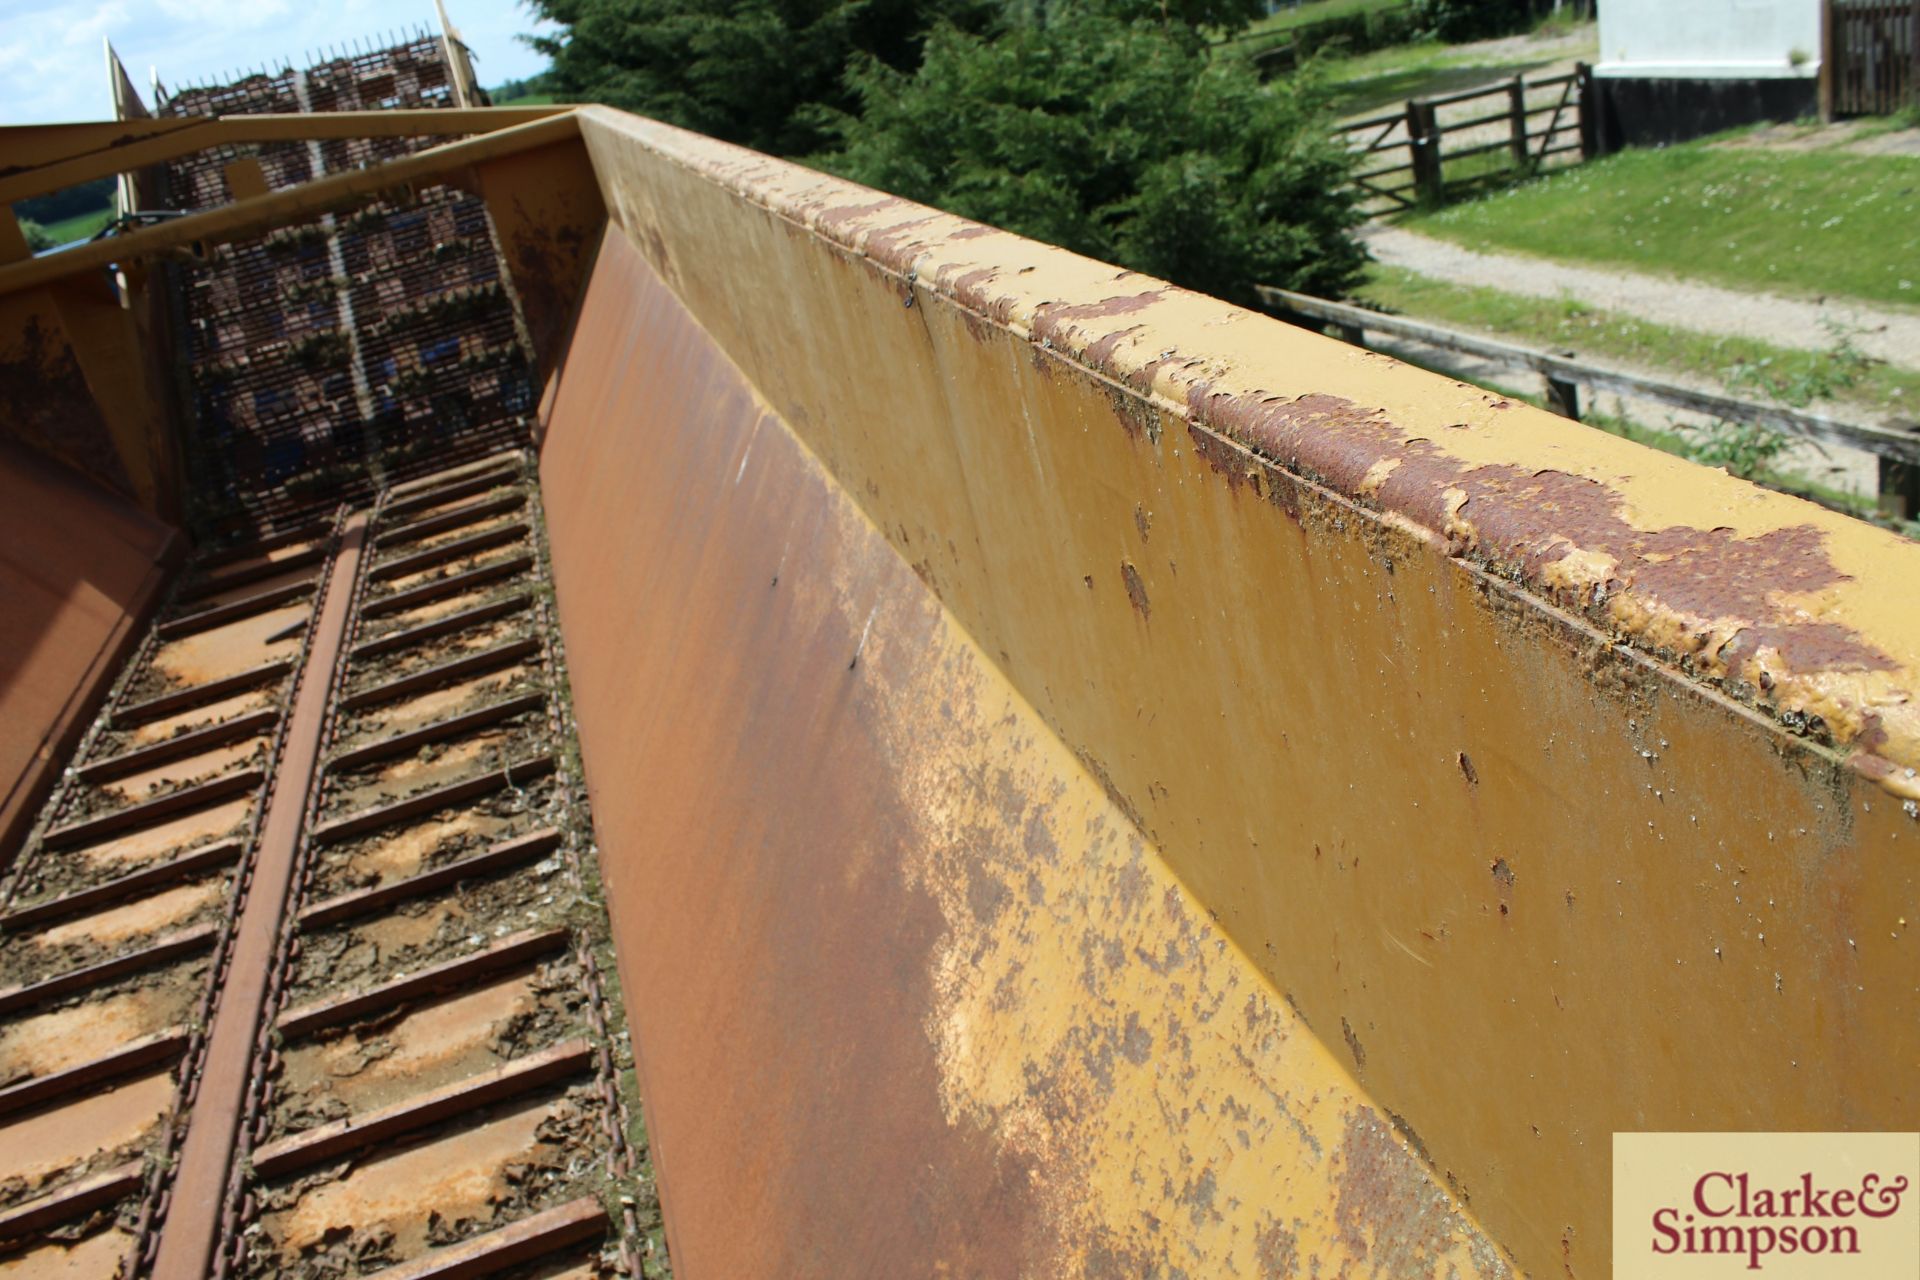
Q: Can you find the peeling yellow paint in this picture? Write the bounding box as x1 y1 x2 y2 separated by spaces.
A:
795 393 1516 1277
576 105 1920 790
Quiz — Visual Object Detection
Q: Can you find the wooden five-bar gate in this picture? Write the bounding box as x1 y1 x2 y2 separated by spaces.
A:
1335 66 1588 212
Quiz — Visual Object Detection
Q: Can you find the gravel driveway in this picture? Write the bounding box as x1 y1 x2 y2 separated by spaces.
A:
1362 225 1920 371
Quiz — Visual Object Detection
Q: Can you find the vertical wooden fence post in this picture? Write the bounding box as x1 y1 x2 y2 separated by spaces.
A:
1879 455 1920 523
1508 75 1529 172
1545 376 1582 421
1910 0 1919 111
1406 99 1443 205
1819 0 1836 120
1574 62 1598 159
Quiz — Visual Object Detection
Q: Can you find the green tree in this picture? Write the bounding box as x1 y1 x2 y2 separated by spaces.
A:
18 219 56 253
525 0 1002 155
819 10 1365 306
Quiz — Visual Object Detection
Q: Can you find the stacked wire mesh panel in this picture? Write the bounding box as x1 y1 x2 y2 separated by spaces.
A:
161 32 537 546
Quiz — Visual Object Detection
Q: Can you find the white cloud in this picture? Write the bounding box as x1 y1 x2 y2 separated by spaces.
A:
61 0 128 45
153 0 289 29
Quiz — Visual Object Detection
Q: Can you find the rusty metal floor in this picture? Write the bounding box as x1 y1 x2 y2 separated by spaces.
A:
0 453 668 1279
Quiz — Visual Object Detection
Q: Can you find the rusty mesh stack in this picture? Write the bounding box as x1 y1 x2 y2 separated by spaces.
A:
161 34 535 544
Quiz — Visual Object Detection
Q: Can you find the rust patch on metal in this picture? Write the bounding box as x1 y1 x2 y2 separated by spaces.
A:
1120 561 1150 619
864 215 940 263
0 436 179 863
1086 323 1142 372
813 197 902 237
1187 390 1897 695
1333 1111 1510 1277
541 226 1047 1278
1033 292 1164 348
950 267 1016 330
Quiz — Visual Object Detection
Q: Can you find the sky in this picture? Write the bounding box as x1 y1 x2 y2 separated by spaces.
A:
0 0 556 125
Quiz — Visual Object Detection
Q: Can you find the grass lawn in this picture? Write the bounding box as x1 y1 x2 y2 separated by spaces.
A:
1397 138 1920 309
1357 264 1920 415
1327 50 1553 118
1354 264 1920 532
1315 27 1590 118
491 91 556 107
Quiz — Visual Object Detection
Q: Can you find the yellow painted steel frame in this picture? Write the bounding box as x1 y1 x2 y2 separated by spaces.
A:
0 107 571 208
549 105 1919 1277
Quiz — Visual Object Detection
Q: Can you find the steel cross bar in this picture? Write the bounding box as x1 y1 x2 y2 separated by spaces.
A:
0 110 582 297
0 106 572 207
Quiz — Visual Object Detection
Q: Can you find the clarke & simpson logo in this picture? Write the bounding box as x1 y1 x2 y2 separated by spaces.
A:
1615 1134 1920 1279
1651 1170 1910 1270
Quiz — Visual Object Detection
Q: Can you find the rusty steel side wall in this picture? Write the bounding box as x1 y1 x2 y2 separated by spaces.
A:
539 225 1514 1278
0 279 179 516
0 438 180 862
553 108 1920 1279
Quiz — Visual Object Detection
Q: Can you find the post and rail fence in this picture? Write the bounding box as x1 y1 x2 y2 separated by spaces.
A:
1255 285 1920 519
1334 65 1591 213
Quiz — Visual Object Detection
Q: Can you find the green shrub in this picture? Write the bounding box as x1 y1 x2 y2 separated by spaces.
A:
820 10 1366 305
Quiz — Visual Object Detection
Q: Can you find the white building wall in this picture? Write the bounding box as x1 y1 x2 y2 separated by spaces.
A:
1597 0 1822 77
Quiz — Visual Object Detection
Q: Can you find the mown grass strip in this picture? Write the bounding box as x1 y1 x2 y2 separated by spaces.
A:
1395 136 1920 308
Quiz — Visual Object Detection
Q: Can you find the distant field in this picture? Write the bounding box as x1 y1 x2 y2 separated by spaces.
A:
1235 0 1403 39
40 205 115 246
491 92 556 107
1398 138 1920 309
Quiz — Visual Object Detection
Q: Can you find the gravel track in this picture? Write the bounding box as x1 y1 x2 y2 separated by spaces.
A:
1362 224 1920 372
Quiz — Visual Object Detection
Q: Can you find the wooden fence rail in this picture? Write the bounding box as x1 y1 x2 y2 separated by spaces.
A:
1334 67 1588 211
1254 285 1920 517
